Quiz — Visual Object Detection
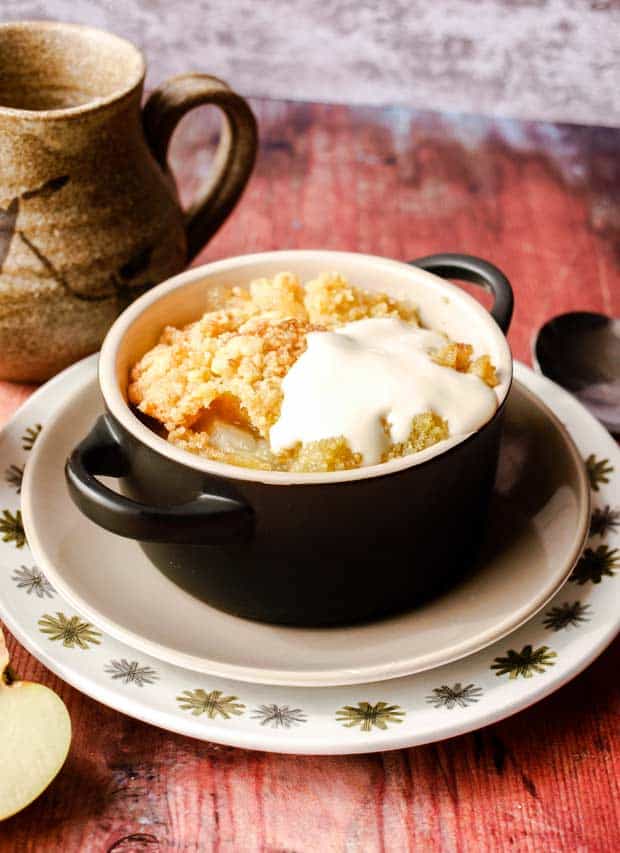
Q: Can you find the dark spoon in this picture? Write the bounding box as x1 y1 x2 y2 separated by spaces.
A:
533 312 620 435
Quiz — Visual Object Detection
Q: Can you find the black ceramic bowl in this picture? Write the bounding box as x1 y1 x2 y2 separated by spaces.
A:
66 250 513 626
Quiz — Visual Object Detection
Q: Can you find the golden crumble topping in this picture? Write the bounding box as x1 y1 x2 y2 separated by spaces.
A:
128 272 498 472
303 272 420 327
433 343 499 387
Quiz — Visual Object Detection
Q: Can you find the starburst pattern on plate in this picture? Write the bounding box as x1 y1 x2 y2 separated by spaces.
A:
336 701 405 732
11 565 54 598
543 601 591 631
491 644 557 679
21 423 42 451
38 612 101 649
570 545 619 585
0 508 26 547
105 659 159 687
426 683 483 709
177 689 245 719
585 455 613 492
589 506 620 538
251 704 307 728
4 464 24 493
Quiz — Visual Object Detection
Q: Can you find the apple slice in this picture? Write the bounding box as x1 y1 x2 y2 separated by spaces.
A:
0 626 71 821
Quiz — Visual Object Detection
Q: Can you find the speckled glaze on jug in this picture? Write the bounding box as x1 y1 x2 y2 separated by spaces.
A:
0 21 257 381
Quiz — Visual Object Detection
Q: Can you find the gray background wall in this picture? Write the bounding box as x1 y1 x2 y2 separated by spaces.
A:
3 0 619 126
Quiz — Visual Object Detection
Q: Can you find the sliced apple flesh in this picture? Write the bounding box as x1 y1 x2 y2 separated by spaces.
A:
0 627 71 821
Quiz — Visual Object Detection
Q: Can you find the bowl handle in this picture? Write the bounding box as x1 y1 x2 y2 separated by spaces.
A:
408 253 514 333
65 415 254 545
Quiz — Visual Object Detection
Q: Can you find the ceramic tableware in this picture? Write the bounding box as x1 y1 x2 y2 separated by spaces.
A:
65 250 513 626
0 21 257 380
23 358 589 685
2 357 617 753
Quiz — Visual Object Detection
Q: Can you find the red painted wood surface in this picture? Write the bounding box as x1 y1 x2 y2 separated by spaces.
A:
1 100 619 852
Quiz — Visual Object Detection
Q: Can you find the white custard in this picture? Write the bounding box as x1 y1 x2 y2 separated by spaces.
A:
270 318 498 465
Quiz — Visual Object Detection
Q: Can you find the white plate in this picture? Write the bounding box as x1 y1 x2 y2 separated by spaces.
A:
21 360 589 686
0 356 618 754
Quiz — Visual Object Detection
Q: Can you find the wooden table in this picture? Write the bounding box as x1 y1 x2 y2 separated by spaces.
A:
1 99 619 852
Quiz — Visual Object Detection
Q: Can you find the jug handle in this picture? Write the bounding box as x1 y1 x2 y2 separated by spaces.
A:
142 74 258 261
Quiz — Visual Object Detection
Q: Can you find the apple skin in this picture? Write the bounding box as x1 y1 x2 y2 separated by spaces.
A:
0 629 72 821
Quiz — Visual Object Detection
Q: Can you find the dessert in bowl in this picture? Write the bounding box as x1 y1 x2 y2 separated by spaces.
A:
66 250 513 626
129 272 500 473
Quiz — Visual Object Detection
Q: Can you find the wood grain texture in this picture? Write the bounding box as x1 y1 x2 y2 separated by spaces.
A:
3 0 620 127
1 98 619 851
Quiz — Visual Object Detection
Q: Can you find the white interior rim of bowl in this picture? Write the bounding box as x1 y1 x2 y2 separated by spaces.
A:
99 250 514 485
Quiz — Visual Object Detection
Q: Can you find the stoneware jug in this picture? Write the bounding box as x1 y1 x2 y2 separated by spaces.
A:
0 21 257 381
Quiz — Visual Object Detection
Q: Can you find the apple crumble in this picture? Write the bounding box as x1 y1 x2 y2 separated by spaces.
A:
128 272 499 471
